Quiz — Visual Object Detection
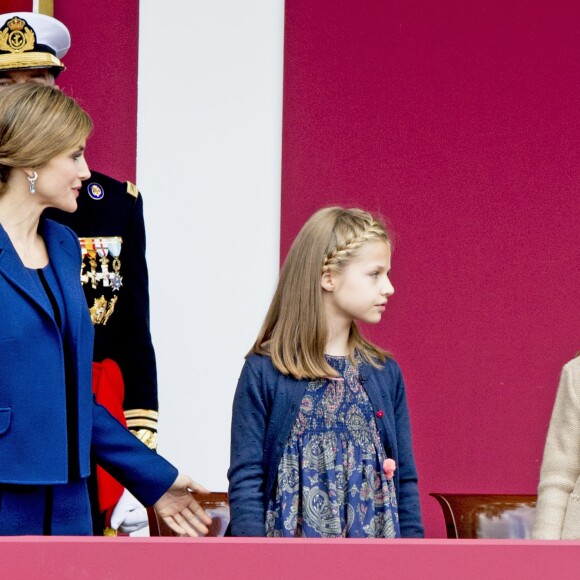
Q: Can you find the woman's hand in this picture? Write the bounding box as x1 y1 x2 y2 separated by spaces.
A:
153 474 213 537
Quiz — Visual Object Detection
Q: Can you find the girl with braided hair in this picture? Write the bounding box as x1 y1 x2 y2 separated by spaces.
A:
228 207 423 537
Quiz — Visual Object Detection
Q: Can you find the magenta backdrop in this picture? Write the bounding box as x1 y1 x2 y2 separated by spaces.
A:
282 0 580 537
54 0 139 183
1 2 138 182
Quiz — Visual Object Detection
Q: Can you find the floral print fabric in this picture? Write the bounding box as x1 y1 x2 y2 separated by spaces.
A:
265 355 400 537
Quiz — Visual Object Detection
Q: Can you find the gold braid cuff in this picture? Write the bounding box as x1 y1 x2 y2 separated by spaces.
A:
129 428 158 450
125 409 158 450
124 409 159 421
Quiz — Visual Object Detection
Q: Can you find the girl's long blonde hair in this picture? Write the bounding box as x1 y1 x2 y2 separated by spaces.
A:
251 206 393 379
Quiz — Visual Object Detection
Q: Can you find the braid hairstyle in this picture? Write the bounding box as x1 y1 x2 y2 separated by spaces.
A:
251 206 393 380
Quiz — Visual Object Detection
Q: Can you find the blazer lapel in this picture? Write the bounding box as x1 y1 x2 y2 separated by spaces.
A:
41 218 85 337
0 223 54 319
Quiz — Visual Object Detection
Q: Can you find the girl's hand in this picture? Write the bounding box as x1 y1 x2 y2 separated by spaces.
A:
383 458 396 480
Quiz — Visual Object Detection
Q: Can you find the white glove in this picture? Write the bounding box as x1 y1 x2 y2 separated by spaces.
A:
110 489 149 533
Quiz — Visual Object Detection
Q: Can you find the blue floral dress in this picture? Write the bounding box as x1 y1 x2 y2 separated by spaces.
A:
265 355 400 538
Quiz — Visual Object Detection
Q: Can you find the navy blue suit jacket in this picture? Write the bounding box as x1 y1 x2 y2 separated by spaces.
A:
227 353 424 537
0 218 175 506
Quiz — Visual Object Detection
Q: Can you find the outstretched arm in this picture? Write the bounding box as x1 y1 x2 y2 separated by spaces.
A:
154 474 213 537
91 399 211 535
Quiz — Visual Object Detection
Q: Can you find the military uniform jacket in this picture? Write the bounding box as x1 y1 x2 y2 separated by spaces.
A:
0 219 176 506
46 170 158 443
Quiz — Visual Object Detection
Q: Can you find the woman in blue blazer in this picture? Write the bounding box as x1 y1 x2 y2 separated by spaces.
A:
0 83 211 536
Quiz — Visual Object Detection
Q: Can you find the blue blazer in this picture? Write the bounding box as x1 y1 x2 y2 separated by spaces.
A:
227 353 424 537
0 218 176 506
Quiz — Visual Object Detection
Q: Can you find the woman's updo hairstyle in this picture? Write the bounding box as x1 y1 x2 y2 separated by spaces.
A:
0 83 92 192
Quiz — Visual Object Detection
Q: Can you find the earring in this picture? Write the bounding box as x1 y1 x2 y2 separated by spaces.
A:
27 171 38 194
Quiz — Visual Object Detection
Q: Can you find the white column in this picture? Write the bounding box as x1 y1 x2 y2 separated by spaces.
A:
137 0 284 490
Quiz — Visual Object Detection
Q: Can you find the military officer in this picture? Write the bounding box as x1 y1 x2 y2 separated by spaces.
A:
0 12 159 534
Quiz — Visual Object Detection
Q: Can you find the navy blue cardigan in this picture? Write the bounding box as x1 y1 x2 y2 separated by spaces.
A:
227 353 424 537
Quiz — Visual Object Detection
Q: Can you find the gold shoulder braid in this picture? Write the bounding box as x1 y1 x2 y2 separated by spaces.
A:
79 237 123 325
126 181 139 198
125 409 159 450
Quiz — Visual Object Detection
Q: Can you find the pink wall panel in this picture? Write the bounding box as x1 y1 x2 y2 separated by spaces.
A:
54 0 139 182
282 0 580 536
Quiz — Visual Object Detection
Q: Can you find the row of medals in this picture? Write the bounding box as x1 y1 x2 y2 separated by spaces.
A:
79 237 123 326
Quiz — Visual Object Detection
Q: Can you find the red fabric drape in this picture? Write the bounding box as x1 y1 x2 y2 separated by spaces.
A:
92 359 126 514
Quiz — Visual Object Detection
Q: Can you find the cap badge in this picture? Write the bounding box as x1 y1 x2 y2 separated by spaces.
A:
0 17 35 54
87 183 104 200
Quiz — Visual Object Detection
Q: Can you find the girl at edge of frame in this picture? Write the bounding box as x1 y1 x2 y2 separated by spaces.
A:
533 353 580 539
227 206 424 538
